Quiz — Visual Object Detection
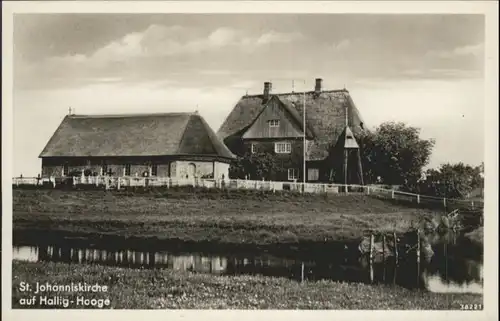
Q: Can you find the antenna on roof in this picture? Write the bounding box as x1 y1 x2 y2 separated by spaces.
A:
195 105 199 114
344 93 349 127
68 107 72 115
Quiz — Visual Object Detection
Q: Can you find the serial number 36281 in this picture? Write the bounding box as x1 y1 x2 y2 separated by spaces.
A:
460 304 483 310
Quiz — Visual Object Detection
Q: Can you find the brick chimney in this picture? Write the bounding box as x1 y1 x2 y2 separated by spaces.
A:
315 78 323 94
263 82 272 101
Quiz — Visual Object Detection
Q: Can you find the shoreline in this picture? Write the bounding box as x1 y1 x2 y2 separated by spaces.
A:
11 260 482 310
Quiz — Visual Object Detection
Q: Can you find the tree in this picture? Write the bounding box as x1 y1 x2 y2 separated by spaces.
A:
358 122 435 185
229 152 285 180
416 162 484 199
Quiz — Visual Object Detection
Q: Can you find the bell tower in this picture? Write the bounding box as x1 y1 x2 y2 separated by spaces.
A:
341 94 364 190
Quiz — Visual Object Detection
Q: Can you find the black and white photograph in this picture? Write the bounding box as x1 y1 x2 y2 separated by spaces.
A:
2 1 498 318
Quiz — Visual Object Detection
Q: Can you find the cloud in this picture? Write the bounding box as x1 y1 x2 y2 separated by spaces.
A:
75 24 304 62
330 39 351 52
93 32 145 60
14 24 305 90
426 43 484 59
255 30 303 45
398 68 483 80
208 27 238 46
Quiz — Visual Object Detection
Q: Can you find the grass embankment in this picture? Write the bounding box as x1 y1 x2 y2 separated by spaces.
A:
13 189 440 246
12 260 481 309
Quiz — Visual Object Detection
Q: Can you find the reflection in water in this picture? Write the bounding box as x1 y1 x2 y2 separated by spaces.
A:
423 272 483 294
13 237 483 294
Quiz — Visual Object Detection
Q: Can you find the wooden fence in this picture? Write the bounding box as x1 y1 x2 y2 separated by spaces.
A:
12 176 484 210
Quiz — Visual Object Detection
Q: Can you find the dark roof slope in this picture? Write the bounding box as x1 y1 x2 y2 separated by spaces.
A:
40 112 236 159
217 90 365 160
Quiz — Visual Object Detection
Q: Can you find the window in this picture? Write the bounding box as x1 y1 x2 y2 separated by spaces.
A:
268 119 280 127
101 163 108 176
308 168 319 181
274 142 291 154
251 143 257 154
62 163 69 176
124 164 131 176
288 168 298 181
151 164 158 176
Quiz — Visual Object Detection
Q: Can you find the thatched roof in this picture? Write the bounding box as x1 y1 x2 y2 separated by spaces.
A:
40 112 236 159
217 89 365 160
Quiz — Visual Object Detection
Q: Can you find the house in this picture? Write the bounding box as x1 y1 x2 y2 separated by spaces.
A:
39 112 236 179
217 79 365 184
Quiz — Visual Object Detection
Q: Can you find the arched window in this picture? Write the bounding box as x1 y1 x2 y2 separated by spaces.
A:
187 163 196 178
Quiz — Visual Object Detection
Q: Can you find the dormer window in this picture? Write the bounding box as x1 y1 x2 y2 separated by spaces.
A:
268 119 280 128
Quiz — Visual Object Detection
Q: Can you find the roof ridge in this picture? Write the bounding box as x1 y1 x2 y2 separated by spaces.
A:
68 112 196 118
242 89 349 98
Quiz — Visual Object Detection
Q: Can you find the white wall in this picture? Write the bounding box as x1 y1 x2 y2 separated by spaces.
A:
214 162 230 180
172 160 230 179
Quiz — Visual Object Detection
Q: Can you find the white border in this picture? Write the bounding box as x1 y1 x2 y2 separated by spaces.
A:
2 2 498 321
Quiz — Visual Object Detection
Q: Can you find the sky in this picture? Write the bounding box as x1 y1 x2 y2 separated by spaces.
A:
12 14 485 176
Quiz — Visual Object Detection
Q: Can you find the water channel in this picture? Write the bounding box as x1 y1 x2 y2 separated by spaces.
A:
13 232 483 294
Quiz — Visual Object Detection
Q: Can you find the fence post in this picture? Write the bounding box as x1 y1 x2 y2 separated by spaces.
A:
301 262 305 283
369 234 374 283
417 194 420 204
382 234 386 283
443 198 447 208
117 177 121 190
391 190 395 199
367 186 370 195
416 230 421 288
471 201 474 210
393 232 399 265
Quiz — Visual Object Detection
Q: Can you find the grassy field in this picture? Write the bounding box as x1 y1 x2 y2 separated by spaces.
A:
11 260 482 309
13 189 442 245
